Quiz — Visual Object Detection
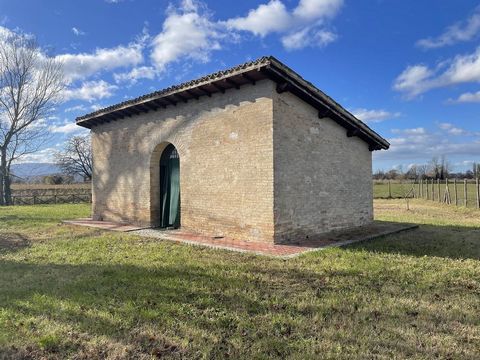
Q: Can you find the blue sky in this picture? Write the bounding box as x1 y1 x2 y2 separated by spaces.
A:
1 0 480 172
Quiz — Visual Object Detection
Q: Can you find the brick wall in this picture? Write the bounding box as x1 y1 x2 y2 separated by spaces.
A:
90 78 374 244
91 80 275 242
272 90 373 244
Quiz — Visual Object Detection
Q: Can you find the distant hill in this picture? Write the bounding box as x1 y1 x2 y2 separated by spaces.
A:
11 163 61 178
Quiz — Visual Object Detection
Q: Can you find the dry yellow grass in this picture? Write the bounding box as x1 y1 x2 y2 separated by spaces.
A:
11 183 91 190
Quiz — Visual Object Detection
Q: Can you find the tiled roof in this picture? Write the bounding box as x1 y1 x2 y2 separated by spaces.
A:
75 56 389 150
76 56 271 121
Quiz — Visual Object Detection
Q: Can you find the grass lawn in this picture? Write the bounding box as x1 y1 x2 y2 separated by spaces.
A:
0 201 479 359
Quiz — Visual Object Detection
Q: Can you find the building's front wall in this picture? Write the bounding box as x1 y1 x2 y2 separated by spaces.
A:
91 80 275 242
91 77 376 245
273 90 373 244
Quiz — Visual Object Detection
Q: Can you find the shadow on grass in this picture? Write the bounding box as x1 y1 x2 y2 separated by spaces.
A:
0 230 479 358
345 223 480 261
0 257 334 358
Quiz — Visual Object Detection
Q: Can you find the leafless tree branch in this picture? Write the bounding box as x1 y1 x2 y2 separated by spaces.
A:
0 31 64 205
54 135 92 181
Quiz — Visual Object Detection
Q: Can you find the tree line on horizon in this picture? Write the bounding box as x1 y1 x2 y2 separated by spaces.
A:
374 156 480 181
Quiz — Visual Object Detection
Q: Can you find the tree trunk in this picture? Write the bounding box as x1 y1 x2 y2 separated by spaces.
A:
0 171 4 206
4 166 12 205
0 149 7 206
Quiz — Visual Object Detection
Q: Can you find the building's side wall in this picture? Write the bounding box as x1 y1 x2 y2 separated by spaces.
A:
272 91 373 244
91 80 275 242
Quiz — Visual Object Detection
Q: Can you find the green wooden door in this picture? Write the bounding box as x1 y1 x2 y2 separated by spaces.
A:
160 145 180 228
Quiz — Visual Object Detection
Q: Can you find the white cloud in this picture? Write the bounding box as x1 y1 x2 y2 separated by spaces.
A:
49 122 84 134
150 1 223 72
351 108 401 123
282 27 337 50
391 127 426 135
394 47 480 97
293 0 343 22
375 125 480 161
417 6 480 49
438 122 479 136
64 104 87 113
56 44 143 82
62 80 118 102
226 0 291 37
393 65 434 97
113 66 157 84
452 90 480 103
71 27 85 36
225 0 343 50
14 147 57 163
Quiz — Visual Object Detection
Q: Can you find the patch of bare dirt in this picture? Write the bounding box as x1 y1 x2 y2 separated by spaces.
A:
0 232 30 252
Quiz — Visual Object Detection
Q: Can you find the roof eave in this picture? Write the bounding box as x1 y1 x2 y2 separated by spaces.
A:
75 56 390 151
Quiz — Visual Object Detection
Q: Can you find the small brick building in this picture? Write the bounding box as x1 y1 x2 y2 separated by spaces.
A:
76 56 389 244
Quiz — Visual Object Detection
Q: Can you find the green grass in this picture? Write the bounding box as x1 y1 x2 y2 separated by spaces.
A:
0 202 479 359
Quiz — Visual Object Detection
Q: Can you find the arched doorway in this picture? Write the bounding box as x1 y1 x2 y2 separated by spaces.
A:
159 144 180 228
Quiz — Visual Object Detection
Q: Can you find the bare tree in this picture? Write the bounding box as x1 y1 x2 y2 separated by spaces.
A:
55 135 92 181
0 31 64 205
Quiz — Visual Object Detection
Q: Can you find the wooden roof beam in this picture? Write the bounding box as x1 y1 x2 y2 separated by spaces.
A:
118 109 132 118
318 107 332 119
346 128 359 138
164 97 177 106
151 99 167 108
242 73 256 85
143 102 160 111
185 89 200 100
224 78 240 89
211 82 225 94
174 93 188 103
276 82 290 93
197 86 212 97
135 104 150 113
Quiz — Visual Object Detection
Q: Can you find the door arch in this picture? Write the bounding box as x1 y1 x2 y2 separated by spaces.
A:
159 144 180 228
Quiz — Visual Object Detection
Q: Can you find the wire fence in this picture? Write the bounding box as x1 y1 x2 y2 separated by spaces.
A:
374 179 480 209
10 186 92 206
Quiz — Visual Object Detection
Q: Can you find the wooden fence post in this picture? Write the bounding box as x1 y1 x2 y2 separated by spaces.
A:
431 179 435 201
476 178 480 209
388 180 392 199
444 178 450 204
437 179 441 202
464 179 468 207
426 179 429 200
454 178 457 206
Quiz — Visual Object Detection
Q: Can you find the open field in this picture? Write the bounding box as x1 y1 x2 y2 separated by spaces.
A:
11 183 91 191
0 200 479 359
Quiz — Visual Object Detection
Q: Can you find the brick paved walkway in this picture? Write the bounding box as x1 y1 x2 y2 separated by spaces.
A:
64 218 417 258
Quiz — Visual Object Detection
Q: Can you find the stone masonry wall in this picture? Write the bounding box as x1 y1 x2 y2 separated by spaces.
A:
272 90 373 244
91 80 275 243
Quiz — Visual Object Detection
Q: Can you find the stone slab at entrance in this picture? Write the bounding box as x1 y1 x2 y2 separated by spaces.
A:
62 218 146 232
63 219 417 257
